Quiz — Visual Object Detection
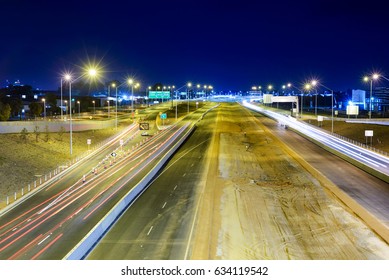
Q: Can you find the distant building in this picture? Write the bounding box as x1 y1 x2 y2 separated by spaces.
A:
351 89 366 109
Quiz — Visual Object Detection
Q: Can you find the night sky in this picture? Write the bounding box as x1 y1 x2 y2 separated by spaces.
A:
1 0 389 92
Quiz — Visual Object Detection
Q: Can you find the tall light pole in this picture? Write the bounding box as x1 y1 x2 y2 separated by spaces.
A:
107 100 110 118
77 100 80 117
128 79 134 118
311 80 319 115
64 100 68 116
66 68 97 155
42 98 46 120
187 82 192 113
313 81 335 133
303 84 312 119
363 73 379 119
92 100 95 115
60 78 63 120
134 82 140 120
147 86 151 107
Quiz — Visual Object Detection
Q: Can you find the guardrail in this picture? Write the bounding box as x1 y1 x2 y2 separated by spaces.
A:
0 124 138 213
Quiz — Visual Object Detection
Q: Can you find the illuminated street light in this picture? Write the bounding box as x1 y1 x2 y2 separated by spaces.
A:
42 98 46 120
312 81 335 133
311 80 318 115
77 100 80 117
363 73 379 119
187 82 192 113
65 68 98 155
64 100 68 116
92 100 96 115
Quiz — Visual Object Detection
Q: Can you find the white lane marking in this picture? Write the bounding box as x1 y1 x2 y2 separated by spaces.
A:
147 226 154 236
183 173 186 177
173 185 178 191
12 228 17 231
38 234 51 245
162 202 167 209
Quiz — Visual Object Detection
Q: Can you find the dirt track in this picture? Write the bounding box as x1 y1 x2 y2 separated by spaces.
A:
191 103 389 260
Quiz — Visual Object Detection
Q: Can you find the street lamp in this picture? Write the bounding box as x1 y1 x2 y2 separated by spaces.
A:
64 100 68 116
302 84 311 119
312 81 335 133
107 100 110 118
92 100 95 115
77 100 80 117
42 98 46 120
363 73 379 119
65 68 97 155
128 79 134 118
187 82 192 113
311 80 319 115
148 86 152 107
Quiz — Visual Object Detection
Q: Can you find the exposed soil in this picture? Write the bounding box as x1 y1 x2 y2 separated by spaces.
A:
191 103 389 259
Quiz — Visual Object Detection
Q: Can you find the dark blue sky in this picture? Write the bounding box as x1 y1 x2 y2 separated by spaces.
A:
1 0 388 91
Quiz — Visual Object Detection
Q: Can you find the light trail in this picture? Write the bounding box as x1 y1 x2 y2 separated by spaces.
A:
242 101 389 178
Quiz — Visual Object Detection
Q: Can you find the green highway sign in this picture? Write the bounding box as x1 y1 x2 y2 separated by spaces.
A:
149 91 170 99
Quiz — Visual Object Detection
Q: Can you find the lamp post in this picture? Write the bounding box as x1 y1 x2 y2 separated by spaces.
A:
64 100 68 116
128 79 134 118
303 84 312 119
60 78 63 120
42 98 46 120
92 100 95 115
77 101 80 117
363 73 379 119
313 81 335 133
107 100 110 118
66 68 97 155
134 83 140 120
187 82 192 113
148 86 151 107
311 80 319 115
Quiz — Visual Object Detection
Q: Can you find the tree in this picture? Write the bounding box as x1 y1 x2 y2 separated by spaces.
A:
57 126 66 141
33 126 40 142
0 101 11 121
29 102 43 119
20 128 28 142
44 125 50 142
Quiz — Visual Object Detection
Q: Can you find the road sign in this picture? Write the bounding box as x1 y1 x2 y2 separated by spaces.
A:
149 91 170 99
160 113 167 120
365 130 373 137
139 123 149 130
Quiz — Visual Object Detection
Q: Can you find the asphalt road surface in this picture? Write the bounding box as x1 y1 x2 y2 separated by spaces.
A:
87 104 216 259
0 117 192 259
88 103 389 259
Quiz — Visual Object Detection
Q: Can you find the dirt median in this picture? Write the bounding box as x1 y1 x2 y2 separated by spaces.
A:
190 103 389 260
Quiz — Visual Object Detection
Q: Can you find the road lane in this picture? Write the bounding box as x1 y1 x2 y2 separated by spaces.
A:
86 104 216 259
0 119 192 259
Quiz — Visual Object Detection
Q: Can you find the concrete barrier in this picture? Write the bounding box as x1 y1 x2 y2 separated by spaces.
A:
0 119 115 134
64 124 195 260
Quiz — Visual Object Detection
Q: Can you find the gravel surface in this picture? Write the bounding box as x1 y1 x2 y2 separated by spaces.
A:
191 103 389 260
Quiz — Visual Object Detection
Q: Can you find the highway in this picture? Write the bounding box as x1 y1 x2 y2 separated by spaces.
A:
0 110 192 259
86 104 216 259
89 102 389 259
242 101 389 180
